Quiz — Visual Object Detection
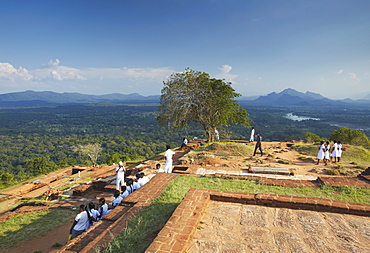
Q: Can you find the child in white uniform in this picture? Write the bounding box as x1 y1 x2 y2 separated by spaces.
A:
70 204 89 239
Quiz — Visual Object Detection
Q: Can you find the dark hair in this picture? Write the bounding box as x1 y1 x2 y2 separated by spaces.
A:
88 202 95 210
126 178 133 186
99 198 105 204
80 204 86 210
156 163 160 167
121 186 127 192
114 190 120 198
166 144 170 150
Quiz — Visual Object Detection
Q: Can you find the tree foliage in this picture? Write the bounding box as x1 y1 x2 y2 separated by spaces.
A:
330 127 370 148
304 132 321 143
74 143 103 166
26 156 56 176
157 69 251 142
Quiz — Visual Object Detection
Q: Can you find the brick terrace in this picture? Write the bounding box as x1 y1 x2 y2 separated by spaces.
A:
51 142 370 252
56 167 370 252
146 188 370 253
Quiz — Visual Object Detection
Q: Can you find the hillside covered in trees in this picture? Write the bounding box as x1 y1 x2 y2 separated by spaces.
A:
0 102 369 186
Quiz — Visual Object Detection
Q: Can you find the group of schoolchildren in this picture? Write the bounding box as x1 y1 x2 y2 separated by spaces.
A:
70 141 181 240
70 161 150 239
69 198 109 239
316 140 343 166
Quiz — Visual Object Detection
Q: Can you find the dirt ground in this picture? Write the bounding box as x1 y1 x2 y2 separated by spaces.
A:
0 141 364 253
4 217 73 253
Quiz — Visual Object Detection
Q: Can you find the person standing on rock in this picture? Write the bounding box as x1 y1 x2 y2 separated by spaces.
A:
336 141 343 162
215 129 220 140
323 141 330 165
115 161 126 191
253 133 263 156
330 140 338 163
164 144 175 173
249 127 255 142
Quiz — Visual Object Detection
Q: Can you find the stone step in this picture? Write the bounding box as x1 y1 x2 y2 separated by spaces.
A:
248 167 292 175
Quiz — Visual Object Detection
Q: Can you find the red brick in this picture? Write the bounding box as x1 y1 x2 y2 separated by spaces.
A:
171 240 187 252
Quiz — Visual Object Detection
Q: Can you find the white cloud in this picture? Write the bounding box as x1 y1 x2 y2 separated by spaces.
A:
348 72 359 81
0 60 175 95
216 65 238 83
32 59 87 81
48 59 61 67
83 67 173 80
336 69 344 74
0 62 34 81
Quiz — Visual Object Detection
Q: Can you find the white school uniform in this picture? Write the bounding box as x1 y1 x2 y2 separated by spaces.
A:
317 144 325 160
115 165 126 190
250 128 255 142
112 195 123 207
74 211 88 231
336 144 343 158
99 203 109 219
330 143 338 157
324 144 330 160
164 149 175 173
138 176 149 186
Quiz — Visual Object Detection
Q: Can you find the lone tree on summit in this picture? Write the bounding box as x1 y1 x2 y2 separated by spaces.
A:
157 69 251 142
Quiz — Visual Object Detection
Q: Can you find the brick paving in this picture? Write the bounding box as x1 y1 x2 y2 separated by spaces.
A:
187 200 370 253
146 188 370 253
319 176 370 189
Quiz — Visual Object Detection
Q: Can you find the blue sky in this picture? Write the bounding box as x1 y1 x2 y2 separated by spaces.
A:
1 0 369 99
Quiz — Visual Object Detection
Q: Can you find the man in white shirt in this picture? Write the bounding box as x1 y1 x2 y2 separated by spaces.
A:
164 145 175 173
115 161 126 191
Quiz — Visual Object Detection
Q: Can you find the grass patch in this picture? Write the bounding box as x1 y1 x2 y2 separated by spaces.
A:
292 143 319 156
52 242 63 248
183 142 255 163
103 176 370 253
0 209 74 249
344 146 370 163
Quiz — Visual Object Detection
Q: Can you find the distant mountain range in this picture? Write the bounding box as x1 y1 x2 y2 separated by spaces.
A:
238 88 370 106
0 90 160 107
0 89 369 107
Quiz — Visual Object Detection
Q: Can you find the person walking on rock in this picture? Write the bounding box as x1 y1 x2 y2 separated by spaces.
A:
316 141 327 166
253 133 263 156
